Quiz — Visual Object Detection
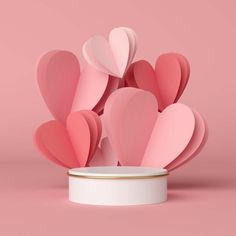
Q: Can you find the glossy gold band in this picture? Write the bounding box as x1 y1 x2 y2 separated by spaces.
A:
67 172 168 180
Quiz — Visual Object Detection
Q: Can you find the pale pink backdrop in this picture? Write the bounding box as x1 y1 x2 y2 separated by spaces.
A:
0 0 236 235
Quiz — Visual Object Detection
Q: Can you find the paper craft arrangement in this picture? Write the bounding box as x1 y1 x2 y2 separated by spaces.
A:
35 27 208 172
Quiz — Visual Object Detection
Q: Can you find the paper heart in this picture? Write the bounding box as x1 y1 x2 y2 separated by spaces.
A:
34 110 101 168
173 53 190 102
71 64 109 112
104 88 204 170
34 121 78 168
83 27 137 78
104 88 158 165
125 53 189 111
166 110 208 171
141 103 195 167
79 110 102 163
67 111 101 167
37 50 80 123
89 138 118 166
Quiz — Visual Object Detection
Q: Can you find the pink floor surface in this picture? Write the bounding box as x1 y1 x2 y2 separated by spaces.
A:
1 159 235 236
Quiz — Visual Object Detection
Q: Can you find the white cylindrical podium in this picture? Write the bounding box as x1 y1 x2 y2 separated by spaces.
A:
68 166 168 206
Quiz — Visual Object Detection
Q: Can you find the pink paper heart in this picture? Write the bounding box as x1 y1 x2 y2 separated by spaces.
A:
89 138 118 166
142 103 195 167
173 53 190 102
166 110 208 171
79 110 102 163
34 121 78 168
103 88 204 170
155 54 182 110
104 88 158 166
37 50 80 123
83 27 137 78
67 111 101 167
125 60 159 100
125 53 190 111
71 64 109 112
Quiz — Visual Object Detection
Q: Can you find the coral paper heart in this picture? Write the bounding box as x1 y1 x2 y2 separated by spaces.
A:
34 111 101 168
34 121 78 168
67 111 101 167
37 50 80 123
83 27 137 78
79 110 102 163
125 53 190 111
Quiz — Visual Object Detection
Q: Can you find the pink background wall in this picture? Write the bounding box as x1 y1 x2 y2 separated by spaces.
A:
1 0 235 235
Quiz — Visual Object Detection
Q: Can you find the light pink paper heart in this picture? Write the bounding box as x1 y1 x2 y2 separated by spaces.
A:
83 27 137 78
103 88 204 169
104 88 158 166
71 64 109 112
37 50 80 123
89 138 118 166
34 121 78 168
166 110 208 171
142 103 196 167
67 111 101 167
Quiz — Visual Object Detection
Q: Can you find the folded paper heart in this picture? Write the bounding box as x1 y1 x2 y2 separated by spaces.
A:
34 110 101 168
124 53 190 111
37 50 80 123
37 51 119 122
103 88 207 170
83 27 137 78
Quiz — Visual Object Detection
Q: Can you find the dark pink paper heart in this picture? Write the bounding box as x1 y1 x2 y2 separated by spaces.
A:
125 53 190 111
34 111 101 168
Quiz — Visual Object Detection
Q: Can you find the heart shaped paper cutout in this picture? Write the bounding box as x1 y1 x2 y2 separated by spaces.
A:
37 50 80 123
125 60 159 100
155 54 182 110
83 27 137 78
104 88 158 165
166 110 208 171
79 110 102 163
125 53 190 111
104 88 200 169
89 138 118 166
173 53 190 101
34 121 78 168
142 103 195 167
71 64 109 112
67 111 100 167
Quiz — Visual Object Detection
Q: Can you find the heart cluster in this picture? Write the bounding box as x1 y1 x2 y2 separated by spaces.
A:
35 27 208 171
